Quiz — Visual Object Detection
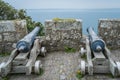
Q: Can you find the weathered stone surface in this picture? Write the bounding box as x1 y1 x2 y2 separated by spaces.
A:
0 50 120 80
44 19 82 52
98 19 120 49
0 20 27 53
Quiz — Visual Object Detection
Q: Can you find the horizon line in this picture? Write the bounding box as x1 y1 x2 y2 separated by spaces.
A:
20 8 120 10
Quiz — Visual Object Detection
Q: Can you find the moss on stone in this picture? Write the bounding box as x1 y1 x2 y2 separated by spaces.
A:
52 18 76 22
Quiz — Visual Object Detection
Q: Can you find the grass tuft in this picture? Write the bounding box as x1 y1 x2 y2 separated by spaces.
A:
0 52 10 57
39 68 44 76
76 70 84 80
2 76 10 80
64 46 76 53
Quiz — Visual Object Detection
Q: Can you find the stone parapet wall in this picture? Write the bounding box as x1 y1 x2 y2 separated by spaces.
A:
98 19 120 49
0 20 27 53
44 19 82 52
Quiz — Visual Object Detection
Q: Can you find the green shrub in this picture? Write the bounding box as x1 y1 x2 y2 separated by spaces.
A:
0 0 44 36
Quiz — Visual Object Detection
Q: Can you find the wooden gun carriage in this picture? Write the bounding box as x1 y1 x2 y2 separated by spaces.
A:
80 27 120 77
0 27 46 77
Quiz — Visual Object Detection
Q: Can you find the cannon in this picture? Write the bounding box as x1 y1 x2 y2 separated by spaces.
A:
0 27 47 77
87 27 105 52
16 27 40 53
79 27 120 77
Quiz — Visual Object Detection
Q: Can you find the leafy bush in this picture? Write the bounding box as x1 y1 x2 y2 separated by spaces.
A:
0 0 44 36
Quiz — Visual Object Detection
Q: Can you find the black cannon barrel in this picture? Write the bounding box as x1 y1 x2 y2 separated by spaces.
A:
16 27 40 53
87 27 105 52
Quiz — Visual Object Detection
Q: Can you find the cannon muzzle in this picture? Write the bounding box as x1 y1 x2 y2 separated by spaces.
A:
16 27 40 53
87 27 105 52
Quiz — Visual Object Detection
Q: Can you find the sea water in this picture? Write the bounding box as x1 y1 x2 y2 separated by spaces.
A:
26 9 120 34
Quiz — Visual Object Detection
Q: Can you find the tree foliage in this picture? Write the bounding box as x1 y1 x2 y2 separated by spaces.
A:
0 0 44 36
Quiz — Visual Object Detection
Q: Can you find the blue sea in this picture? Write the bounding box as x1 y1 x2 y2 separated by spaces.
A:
26 9 120 34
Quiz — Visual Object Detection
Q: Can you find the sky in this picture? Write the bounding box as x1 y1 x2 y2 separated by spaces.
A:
3 0 120 9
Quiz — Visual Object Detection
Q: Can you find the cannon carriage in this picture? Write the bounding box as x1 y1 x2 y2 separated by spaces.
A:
80 27 120 77
0 27 46 77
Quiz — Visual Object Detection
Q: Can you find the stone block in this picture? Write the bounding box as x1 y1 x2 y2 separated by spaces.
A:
0 34 2 42
3 32 16 42
0 20 27 53
98 19 120 49
44 19 82 52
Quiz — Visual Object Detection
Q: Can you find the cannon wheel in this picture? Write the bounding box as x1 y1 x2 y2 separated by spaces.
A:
40 47 46 57
80 60 86 75
80 47 86 57
116 62 120 75
0 62 5 73
34 60 42 74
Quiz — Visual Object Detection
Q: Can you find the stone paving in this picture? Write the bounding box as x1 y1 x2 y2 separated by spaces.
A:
111 50 120 62
0 51 80 80
39 51 80 80
0 50 120 80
